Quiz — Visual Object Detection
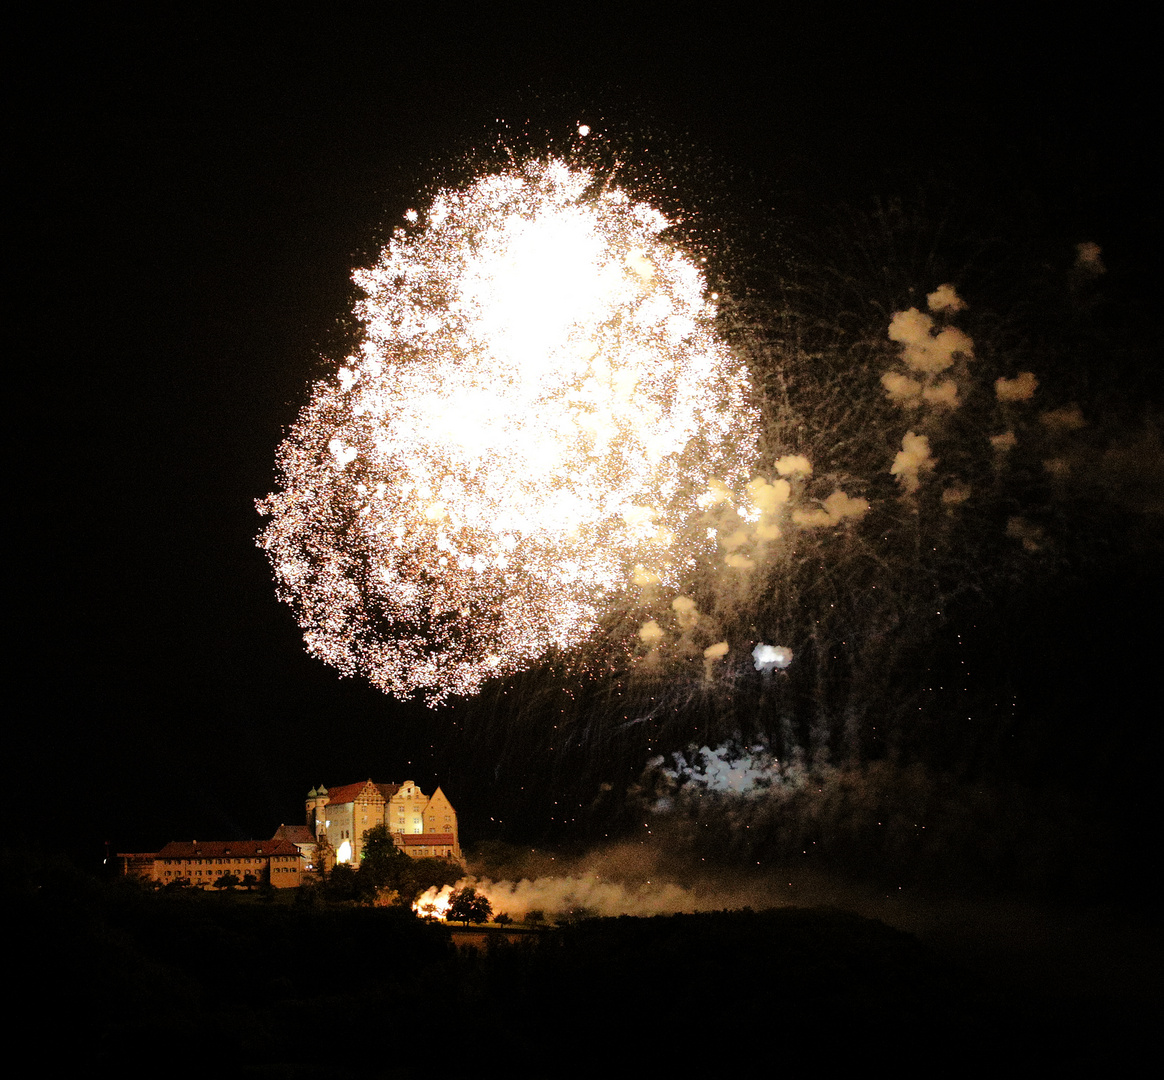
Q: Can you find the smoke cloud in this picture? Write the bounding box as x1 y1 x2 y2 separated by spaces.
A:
925 283 968 313
671 595 699 631
890 431 936 493
881 371 923 405
990 430 1017 454
638 619 664 643
752 643 793 672
922 379 960 409
887 308 973 374
702 639 730 675
1040 404 1087 432
418 874 697 921
995 372 1038 402
791 489 870 528
1074 241 1105 275
1005 516 1044 552
650 740 794 797
774 454 813 477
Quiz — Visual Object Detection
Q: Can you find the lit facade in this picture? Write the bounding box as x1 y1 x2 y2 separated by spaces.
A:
127 837 304 888
306 779 462 865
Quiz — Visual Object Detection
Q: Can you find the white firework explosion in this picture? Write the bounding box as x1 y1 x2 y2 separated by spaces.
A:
258 158 760 702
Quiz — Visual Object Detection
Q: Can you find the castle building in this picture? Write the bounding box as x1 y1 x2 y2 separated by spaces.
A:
271 823 320 871
306 779 462 865
117 781 463 886
128 836 304 888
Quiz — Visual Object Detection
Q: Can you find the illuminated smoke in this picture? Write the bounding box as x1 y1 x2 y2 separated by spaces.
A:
790 490 869 528
258 159 759 702
638 619 665 644
886 304 973 375
890 431 935 494
1005 516 1045 552
1040 404 1087 432
774 454 812 477
995 372 1038 402
1074 241 1105 275
416 875 695 920
925 283 967 313
752 644 792 672
702 639 730 679
881 285 973 424
652 741 792 797
990 430 1017 454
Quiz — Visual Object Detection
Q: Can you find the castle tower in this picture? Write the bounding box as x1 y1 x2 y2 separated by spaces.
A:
306 785 329 837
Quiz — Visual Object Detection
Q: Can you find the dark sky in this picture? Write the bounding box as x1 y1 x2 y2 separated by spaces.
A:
15 9 1159 862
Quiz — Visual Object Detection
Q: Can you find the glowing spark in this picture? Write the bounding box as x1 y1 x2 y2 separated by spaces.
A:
258 158 759 703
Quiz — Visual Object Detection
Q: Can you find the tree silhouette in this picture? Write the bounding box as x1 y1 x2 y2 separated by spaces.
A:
447 887 492 925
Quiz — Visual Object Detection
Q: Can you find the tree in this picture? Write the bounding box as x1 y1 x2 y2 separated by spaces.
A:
360 826 463 904
447 887 492 925
398 856 462 902
323 862 372 903
213 872 240 891
360 825 410 891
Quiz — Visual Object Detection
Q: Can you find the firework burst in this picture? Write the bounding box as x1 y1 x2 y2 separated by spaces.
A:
258 158 759 702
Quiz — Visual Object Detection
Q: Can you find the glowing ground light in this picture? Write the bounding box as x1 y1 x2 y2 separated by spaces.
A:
258 158 759 703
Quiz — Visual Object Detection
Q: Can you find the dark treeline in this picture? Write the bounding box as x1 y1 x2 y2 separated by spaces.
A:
14 851 1153 1073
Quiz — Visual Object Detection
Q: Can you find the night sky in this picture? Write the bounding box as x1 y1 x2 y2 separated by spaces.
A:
15 8 1160 872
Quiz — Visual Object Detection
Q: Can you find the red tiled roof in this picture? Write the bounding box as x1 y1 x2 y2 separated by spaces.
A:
318 780 372 805
319 780 375 805
272 824 314 844
156 839 301 859
320 780 402 805
399 833 456 846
